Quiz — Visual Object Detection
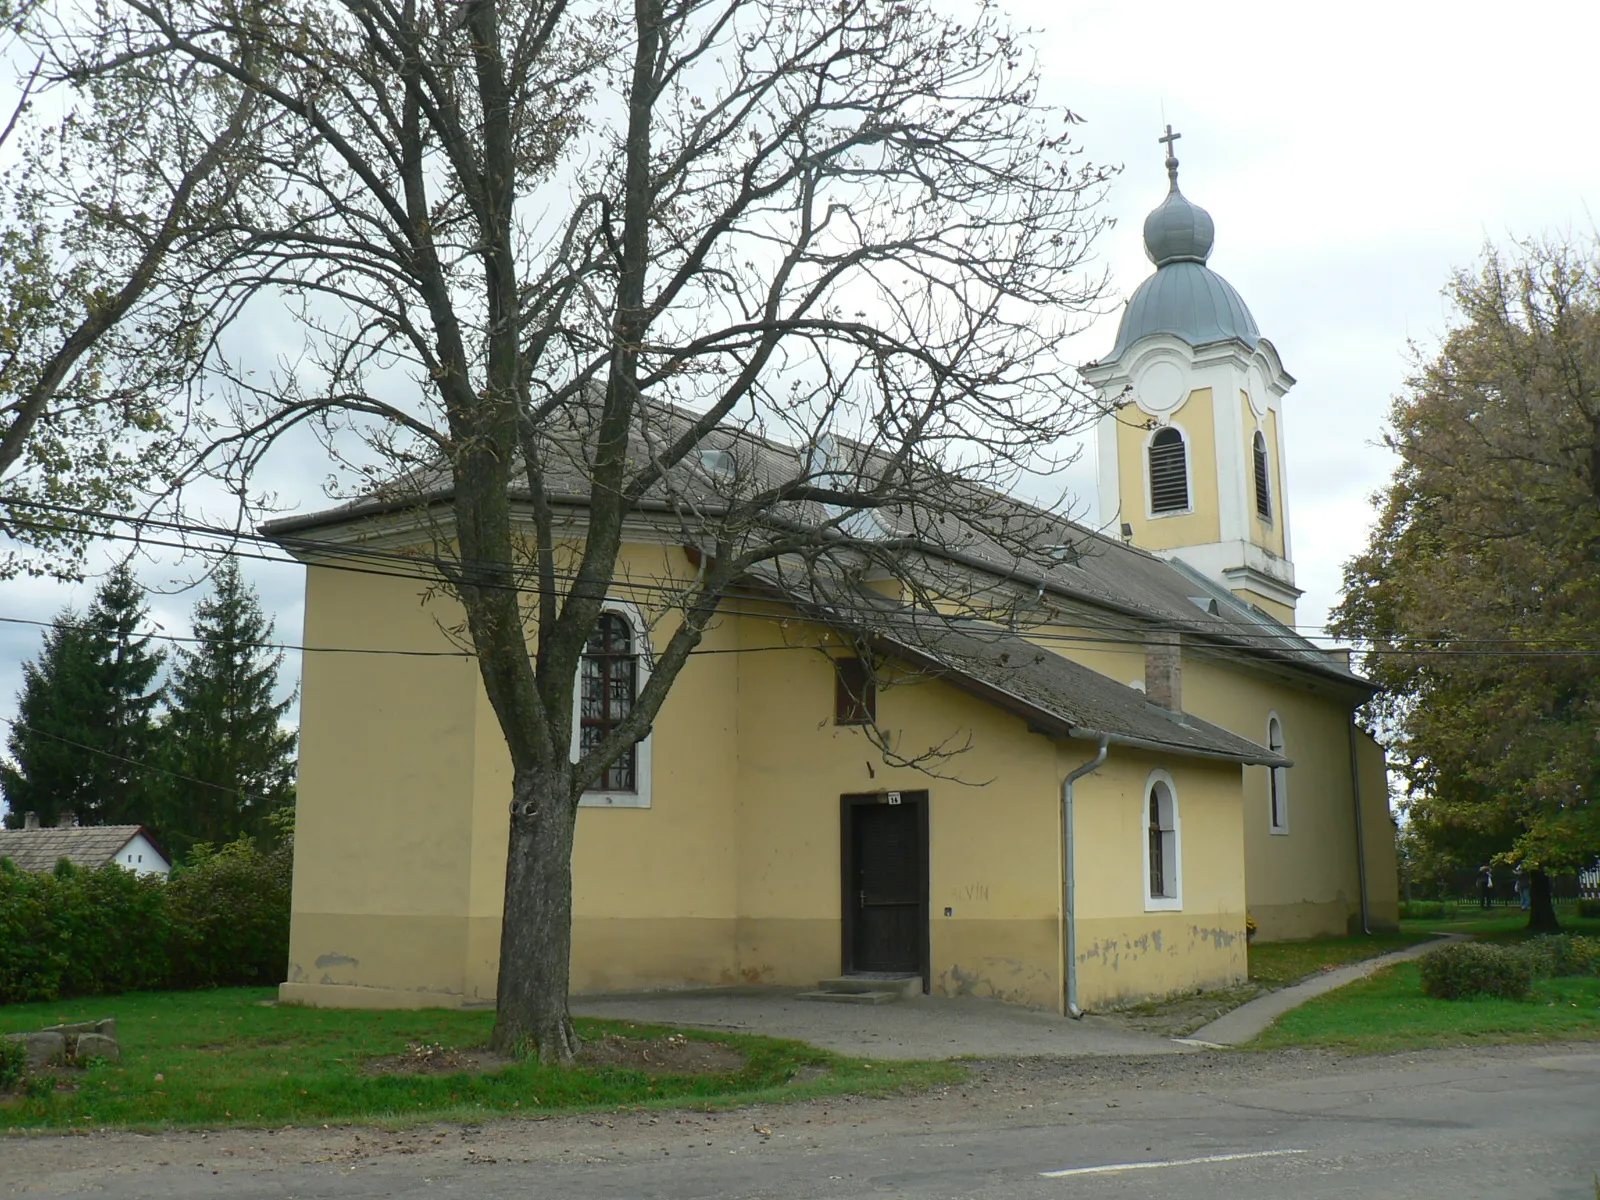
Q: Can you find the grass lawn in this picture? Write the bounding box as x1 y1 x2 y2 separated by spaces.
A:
1399 912 1600 942
1248 932 1435 989
1250 961 1600 1053
0 988 958 1131
1252 913 1600 1053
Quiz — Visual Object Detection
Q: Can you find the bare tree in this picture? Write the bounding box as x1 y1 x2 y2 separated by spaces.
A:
31 0 1113 1060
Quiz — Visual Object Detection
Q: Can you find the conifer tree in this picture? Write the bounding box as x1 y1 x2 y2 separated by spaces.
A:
162 561 296 853
0 613 101 827
86 561 169 825
0 561 166 827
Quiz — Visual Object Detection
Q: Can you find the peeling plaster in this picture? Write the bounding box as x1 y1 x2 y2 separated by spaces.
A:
315 952 359 969
937 959 1047 1005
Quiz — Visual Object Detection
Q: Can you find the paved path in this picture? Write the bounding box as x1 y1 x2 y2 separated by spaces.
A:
1185 933 1466 1046
572 989 1183 1059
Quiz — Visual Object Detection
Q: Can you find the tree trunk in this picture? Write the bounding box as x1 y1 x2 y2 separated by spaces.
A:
1527 869 1561 933
489 765 581 1063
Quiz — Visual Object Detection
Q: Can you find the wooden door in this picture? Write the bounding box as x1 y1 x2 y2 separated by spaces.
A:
842 793 928 982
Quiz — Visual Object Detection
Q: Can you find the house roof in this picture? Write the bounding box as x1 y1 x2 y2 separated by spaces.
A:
0 825 164 874
260 399 1370 695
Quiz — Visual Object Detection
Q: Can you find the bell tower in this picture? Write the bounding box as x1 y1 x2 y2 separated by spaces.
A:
1081 128 1301 624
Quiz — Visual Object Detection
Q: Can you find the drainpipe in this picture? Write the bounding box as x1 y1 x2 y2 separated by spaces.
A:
1347 719 1371 935
1062 735 1110 1019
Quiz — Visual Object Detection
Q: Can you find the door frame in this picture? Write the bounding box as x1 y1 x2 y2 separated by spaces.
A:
839 791 930 993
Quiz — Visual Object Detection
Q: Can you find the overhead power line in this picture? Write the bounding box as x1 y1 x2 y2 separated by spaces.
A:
5 497 1597 662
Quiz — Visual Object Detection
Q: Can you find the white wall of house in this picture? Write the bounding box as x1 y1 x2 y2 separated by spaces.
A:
115 833 170 878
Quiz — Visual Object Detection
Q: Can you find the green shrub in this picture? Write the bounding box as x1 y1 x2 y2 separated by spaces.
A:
1523 934 1600 978
0 1036 25 1090
1419 942 1534 1000
166 839 291 989
0 838 290 1002
1579 899 1600 920
1399 901 1452 920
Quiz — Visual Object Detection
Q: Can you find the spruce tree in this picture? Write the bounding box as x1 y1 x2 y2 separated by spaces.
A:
163 561 296 853
85 561 169 826
1 613 101 827
1 562 167 828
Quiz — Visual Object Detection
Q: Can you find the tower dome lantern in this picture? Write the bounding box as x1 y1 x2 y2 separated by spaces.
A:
1142 130 1215 266
1082 127 1301 624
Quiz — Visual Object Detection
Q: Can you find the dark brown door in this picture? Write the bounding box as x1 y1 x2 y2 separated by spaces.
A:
842 794 928 980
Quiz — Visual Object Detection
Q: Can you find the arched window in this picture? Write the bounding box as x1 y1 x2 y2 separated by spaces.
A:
1144 772 1182 910
1267 715 1288 833
1148 427 1189 514
580 612 637 792
1253 430 1272 520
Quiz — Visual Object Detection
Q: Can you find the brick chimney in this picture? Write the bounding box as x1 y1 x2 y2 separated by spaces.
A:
24 811 39 830
1145 632 1182 711
57 811 76 829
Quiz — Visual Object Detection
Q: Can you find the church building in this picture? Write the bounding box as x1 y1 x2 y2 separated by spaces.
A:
270 133 1398 1016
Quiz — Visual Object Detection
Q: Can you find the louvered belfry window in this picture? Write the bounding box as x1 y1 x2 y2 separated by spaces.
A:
1253 430 1272 520
1148 427 1189 513
580 613 636 791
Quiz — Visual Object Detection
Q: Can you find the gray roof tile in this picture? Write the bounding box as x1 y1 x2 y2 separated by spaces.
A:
0 826 157 874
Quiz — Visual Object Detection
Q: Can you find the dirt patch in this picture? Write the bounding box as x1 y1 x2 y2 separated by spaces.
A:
574 1033 745 1076
1097 983 1265 1038
363 1043 514 1077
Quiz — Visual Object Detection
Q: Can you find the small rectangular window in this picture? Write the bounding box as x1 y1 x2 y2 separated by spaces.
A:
834 657 876 725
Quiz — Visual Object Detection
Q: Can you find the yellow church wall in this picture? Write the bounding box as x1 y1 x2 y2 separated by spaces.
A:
1116 387 1221 551
468 544 747 997
1241 395 1287 561
281 560 485 1007
1016 620 1148 689
282 541 750 1009
731 613 1066 1007
1180 657 1367 941
1069 751 1247 1007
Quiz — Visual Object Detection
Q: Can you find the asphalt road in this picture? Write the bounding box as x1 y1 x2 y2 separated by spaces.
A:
5 1045 1598 1199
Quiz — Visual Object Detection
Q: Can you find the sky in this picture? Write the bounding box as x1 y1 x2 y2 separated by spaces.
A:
0 0 1596 783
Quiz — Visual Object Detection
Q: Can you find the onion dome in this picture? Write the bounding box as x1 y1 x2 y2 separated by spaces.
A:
1110 128 1260 359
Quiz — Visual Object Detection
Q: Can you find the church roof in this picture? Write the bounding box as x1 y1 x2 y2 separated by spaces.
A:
1107 135 1261 360
263 396 1365 694
1110 260 1260 359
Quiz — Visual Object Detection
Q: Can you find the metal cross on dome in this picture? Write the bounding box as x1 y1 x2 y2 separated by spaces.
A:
1158 124 1181 188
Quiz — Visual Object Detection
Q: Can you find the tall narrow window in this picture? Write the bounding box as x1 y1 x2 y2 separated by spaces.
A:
1145 774 1180 909
835 657 876 725
1253 430 1273 520
1267 716 1288 833
1148 427 1189 513
1148 789 1167 898
580 613 636 791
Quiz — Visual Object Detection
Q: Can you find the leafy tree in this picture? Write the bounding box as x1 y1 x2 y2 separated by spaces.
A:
24 0 1112 1060
161 561 296 857
1 562 167 828
1332 236 1600 932
0 28 259 579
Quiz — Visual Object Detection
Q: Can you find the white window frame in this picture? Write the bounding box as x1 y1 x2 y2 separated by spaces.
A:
1266 713 1288 835
1143 769 1183 912
1145 422 1194 519
573 600 654 809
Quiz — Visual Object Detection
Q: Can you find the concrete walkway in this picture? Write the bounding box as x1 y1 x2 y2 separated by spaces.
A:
572 988 1184 1060
1184 933 1465 1047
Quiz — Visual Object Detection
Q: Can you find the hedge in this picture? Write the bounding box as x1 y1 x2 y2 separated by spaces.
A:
1418 942 1534 1001
0 839 290 1005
